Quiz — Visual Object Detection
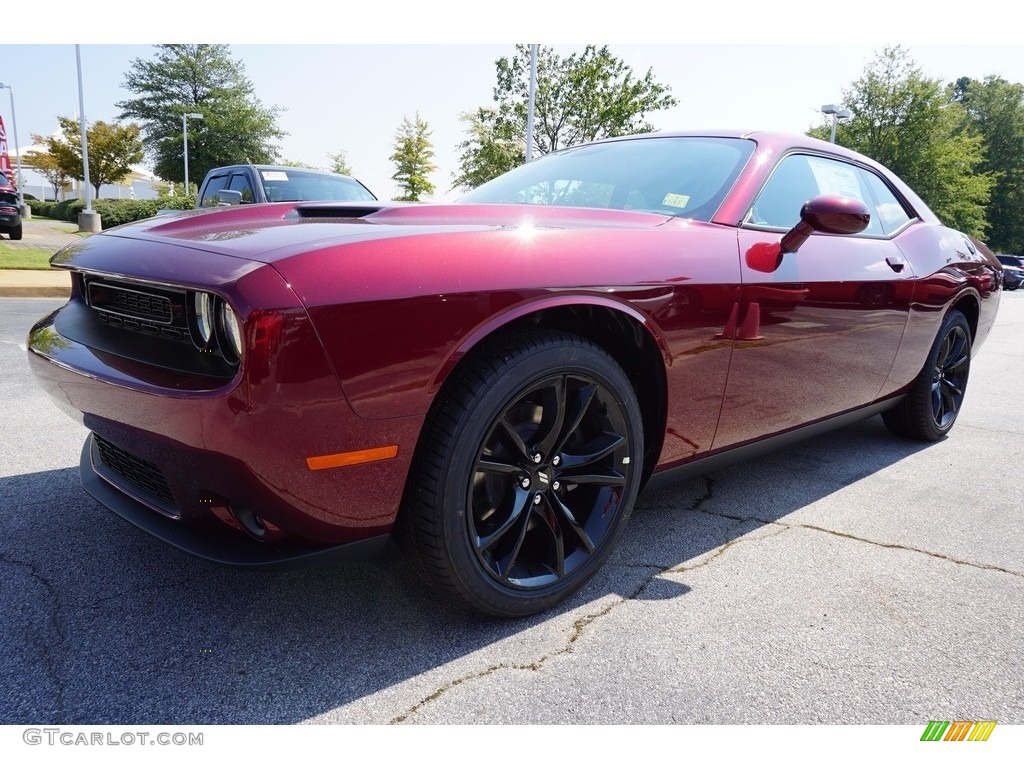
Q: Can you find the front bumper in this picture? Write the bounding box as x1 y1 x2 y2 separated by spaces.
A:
27 255 424 563
81 434 390 568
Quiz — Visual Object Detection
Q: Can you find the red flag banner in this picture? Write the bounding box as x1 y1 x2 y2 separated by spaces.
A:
0 115 13 186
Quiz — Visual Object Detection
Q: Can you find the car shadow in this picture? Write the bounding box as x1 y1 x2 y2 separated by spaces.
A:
0 415 933 725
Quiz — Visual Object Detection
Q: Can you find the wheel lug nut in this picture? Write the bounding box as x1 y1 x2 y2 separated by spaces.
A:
552 481 560 491
533 493 543 505
532 453 542 464
552 455 560 466
520 477 531 489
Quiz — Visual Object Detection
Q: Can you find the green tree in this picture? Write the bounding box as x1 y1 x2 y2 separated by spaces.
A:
24 144 72 200
117 44 285 190
279 159 318 169
452 107 522 191
810 46 992 238
950 75 1024 253
328 150 352 176
390 112 436 201
454 44 678 190
36 117 144 198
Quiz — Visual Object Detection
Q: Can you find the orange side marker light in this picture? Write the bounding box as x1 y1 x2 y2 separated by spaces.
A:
306 445 399 471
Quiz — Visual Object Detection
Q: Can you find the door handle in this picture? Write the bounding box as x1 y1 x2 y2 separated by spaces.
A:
886 255 905 273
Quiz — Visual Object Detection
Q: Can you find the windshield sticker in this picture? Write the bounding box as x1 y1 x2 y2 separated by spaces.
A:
662 193 690 208
261 171 289 181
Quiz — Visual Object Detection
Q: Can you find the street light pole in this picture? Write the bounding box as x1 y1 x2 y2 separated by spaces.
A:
0 81 27 217
183 112 203 196
75 44 101 233
821 103 853 144
525 44 538 162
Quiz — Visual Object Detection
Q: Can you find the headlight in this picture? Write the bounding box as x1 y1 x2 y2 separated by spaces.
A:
194 292 215 345
218 301 244 362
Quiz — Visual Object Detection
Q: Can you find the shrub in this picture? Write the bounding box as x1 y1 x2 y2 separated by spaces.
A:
93 199 162 229
24 194 198 228
52 199 86 222
27 199 57 218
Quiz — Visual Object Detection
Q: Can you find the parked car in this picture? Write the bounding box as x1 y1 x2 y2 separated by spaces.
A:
996 255 1023 290
1001 266 1023 291
28 130 1002 617
196 164 376 207
0 184 22 240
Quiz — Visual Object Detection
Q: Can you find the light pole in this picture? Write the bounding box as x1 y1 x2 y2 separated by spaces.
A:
525 44 538 162
821 104 852 144
75 44 101 233
182 112 203 196
0 81 28 217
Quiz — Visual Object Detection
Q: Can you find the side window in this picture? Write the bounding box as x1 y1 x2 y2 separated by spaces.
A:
746 155 820 230
859 169 913 234
228 173 255 203
198 174 229 207
747 154 889 236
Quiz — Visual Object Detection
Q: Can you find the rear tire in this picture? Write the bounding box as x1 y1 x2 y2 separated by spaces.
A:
9 224 22 241
400 331 644 617
883 310 971 441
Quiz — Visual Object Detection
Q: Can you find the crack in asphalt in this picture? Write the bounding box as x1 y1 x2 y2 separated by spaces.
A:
793 523 1024 579
387 479 733 724
960 422 1024 437
390 471 1022 722
0 553 68 723
671 506 1024 581
389 580 647 725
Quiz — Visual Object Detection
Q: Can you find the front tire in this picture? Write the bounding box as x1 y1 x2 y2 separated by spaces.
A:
883 309 971 441
401 331 644 617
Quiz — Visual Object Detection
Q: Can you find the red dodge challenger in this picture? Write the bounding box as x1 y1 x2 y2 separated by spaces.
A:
28 131 1003 617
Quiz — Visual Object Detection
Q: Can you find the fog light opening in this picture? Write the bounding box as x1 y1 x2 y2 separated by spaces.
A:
231 506 268 541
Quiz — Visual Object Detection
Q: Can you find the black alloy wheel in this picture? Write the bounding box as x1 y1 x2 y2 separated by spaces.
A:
401 331 644 617
929 321 970 431
883 309 972 441
469 371 631 590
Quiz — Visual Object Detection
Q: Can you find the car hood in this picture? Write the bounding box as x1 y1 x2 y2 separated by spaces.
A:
92 202 678 264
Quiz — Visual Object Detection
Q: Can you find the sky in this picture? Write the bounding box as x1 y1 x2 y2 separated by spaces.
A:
0 2 1020 201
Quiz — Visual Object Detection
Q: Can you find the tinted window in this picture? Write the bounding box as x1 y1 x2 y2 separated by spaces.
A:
746 154 913 236
198 174 230 207
860 170 913 234
460 137 755 222
228 173 255 203
0 192 18 206
256 169 376 203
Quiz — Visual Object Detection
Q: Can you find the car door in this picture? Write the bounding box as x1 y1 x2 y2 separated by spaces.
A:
712 152 917 450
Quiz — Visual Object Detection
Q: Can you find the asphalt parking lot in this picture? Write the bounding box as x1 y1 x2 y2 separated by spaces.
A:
0 293 1021 730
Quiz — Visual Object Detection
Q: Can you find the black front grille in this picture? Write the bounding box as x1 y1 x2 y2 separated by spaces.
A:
72 274 240 380
88 281 177 324
95 310 190 341
93 434 176 510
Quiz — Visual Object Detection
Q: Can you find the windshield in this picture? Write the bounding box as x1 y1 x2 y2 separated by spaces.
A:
459 136 754 222
258 169 376 202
